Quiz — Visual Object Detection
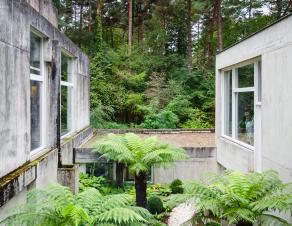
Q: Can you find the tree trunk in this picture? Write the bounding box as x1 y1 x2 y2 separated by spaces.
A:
136 0 143 49
116 162 124 188
207 6 215 69
135 172 147 207
79 0 84 47
96 0 102 20
216 0 223 51
88 0 92 32
236 220 253 226
128 0 133 54
276 0 283 19
187 0 192 72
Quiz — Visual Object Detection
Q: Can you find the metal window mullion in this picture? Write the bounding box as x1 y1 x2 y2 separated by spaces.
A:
221 71 226 136
30 66 41 71
61 81 73 87
30 74 44 81
232 68 237 139
234 87 255 92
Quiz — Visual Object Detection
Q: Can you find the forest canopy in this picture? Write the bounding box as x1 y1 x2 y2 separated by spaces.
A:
53 0 292 129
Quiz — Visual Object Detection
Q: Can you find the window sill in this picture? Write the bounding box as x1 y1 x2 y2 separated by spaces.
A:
221 135 255 152
61 131 75 143
30 146 51 161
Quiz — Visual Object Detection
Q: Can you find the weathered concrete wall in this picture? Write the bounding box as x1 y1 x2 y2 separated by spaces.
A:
57 165 79 194
152 148 223 184
0 0 90 178
216 15 292 182
0 0 91 220
26 0 58 27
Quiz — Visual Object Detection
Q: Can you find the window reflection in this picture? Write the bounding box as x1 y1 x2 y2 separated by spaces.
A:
30 32 41 75
237 92 254 145
31 81 41 150
61 53 72 136
224 71 232 137
238 64 254 88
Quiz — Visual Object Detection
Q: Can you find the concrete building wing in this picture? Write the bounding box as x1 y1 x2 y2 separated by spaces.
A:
216 13 292 182
0 0 91 218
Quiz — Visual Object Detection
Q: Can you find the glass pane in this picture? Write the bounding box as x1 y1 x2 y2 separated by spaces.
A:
224 71 232 137
30 32 41 75
31 81 41 150
61 85 70 135
237 64 254 88
237 92 254 146
61 54 70 81
258 61 262 102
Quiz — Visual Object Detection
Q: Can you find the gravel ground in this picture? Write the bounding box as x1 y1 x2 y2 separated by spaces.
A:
83 132 215 148
167 202 195 226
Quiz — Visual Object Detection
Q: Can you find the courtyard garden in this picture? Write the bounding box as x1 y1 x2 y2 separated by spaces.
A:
2 133 292 226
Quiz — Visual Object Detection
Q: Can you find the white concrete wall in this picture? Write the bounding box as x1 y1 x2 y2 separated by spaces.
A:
152 158 222 184
152 148 223 183
216 15 292 182
0 0 90 178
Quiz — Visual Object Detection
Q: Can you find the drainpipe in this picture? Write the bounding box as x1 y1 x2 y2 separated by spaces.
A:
52 40 62 168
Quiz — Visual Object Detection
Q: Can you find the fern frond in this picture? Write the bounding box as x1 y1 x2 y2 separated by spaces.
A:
99 194 133 212
127 206 153 220
257 213 291 226
95 207 146 225
76 188 103 213
141 136 158 153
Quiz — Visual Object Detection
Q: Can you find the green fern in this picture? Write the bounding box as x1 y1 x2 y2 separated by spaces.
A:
94 133 188 207
0 183 152 226
94 133 187 175
169 170 292 226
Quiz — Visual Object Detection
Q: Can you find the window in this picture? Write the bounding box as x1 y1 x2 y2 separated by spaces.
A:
30 31 44 151
223 61 261 147
60 52 73 136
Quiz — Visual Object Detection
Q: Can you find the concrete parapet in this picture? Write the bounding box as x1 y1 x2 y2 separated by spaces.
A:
57 165 79 194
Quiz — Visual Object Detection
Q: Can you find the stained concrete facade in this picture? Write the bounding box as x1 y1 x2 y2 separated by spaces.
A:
152 147 223 184
216 14 292 182
0 0 91 218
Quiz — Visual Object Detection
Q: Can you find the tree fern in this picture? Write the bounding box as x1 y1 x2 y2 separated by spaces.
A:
94 133 188 207
169 170 292 226
0 184 152 226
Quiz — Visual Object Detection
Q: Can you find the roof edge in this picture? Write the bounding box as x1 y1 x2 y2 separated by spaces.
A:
217 13 292 55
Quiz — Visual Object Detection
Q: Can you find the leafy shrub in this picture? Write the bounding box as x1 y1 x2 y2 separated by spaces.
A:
103 122 129 129
165 95 194 123
79 173 107 192
170 179 184 194
181 108 213 128
90 102 114 128
170 170 292 225
147 195 165 214
141 110 179 129
147 184 172 197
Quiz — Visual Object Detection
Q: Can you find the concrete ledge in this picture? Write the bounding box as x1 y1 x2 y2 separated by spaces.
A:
0 164 36 207
184 147 216 158
95 128 215 135
74 148 111 164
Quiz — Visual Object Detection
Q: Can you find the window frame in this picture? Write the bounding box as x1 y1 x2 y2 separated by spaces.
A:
60 50 74 138
221 58 261 150
30 29 47 155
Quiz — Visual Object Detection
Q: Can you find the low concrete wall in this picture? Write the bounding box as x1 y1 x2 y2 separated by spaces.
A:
152 147 224 184
95 128 214 135
0 127 93 220
57 165 79 194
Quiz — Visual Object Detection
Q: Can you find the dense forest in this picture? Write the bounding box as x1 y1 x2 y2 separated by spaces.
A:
53 0 291 129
